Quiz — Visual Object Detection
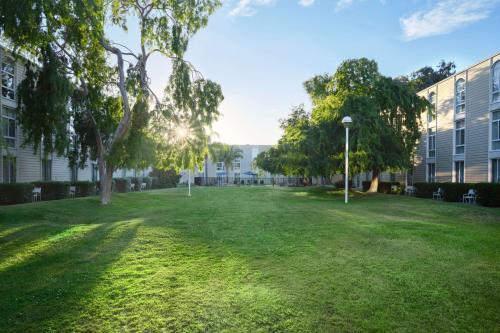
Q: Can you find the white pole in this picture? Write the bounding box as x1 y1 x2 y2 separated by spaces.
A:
345 127 349 204
188 169 191 197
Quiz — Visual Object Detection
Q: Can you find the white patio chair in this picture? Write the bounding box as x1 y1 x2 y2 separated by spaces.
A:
32 187 42 202
405 186 416 196
140 182 147 191
69 186 76 198
130 183 135 191
463 189 477 204
433 187 444 200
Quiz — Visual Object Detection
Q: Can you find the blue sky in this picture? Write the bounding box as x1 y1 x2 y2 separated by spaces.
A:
130 0 500 145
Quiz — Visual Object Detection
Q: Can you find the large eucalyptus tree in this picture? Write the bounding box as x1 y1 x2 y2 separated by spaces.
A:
0 0 223 204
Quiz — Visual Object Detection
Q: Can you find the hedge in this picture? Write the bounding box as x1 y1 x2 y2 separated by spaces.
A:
0 183 33 205
414 182 500 207
149 169 180 189
113 178 131 193
71 181 97 197
475 183 500 207
362 181 402 194
130 177 142 191
334 180 353 189
32 181 70 201
142 176 153 190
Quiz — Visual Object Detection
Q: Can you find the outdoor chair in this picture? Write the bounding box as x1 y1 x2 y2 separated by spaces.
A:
463 189 477 204
405 186 416 196
130 183 135 191
69 186 76 198
140 182 147 191
32 187 42 202
433 187 444 200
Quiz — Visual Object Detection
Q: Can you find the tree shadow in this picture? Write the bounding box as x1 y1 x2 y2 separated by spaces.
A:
0 220 139 332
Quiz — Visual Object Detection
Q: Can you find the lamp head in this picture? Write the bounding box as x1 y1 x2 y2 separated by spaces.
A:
342 116 352 128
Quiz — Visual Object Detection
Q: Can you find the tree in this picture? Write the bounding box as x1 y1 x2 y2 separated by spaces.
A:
303 58 428 192
208 143 242 183
401 60 456 91
254 147 284 176
0 0 223 204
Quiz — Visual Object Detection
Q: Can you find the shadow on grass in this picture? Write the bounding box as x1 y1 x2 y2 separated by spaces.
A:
0 220 139 332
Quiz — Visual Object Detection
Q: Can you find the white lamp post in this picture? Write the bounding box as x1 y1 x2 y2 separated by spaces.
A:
188 169 191 197
342 116 352 204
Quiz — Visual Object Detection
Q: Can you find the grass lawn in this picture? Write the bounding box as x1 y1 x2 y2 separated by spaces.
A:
0 186 499 332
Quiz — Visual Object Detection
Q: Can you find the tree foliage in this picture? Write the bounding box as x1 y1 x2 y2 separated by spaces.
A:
398 60 456 91
208 142 243 180
258 58 428 190
0 0 223 204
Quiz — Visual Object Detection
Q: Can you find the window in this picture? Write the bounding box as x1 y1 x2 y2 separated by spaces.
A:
1 60 15 100
122 169 126 177
234 172 240 179
427 92 436 123
42 159 52 181
427 163 436 183
390 173 396 182
2 156 16 183
71 164 78 182
216 162 224 171
427 128 436 157
492 159 500 183
455 161 464 183
2 107 16 148
492 110 500 150
455 79 466 114
493 61 500 103
233 159 241 170
455 119 465 154
92 163 99 182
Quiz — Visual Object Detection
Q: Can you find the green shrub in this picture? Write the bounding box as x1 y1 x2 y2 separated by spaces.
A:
414 182 500 206
414 182 438 198
474 183 500 207
149 168 180 189
335 180 353 189
441 183 470 202
113 178 131 193
72 181 96 197
142 176 153 190
0 183 33 205
130 177 141 191
362 181 401 193
32 181 70 201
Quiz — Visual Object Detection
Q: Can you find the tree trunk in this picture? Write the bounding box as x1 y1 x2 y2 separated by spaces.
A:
368 169 379 193
99 160 114 205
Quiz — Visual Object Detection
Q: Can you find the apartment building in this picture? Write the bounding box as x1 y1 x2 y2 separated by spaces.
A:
0 46 146 183
180 145 275 183
413 52 500 184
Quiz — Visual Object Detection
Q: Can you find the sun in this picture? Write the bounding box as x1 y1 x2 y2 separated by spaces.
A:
175 125 191 142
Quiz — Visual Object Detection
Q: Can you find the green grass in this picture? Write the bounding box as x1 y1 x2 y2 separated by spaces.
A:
0 186 499 332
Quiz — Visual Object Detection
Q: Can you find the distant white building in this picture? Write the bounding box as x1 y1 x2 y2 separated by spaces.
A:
180 144 276 184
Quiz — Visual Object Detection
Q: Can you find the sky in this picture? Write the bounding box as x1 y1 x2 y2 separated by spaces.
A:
111 0 500 145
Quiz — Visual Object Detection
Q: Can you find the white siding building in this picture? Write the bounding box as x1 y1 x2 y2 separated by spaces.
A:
1 46 147 184
414 52 500 184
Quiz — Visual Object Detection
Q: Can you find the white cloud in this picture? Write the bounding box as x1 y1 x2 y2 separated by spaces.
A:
229 0 315 16
299 0 315 7
335 0 355 12
401 0 498 41
229 0 277 16
334 0 386 12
